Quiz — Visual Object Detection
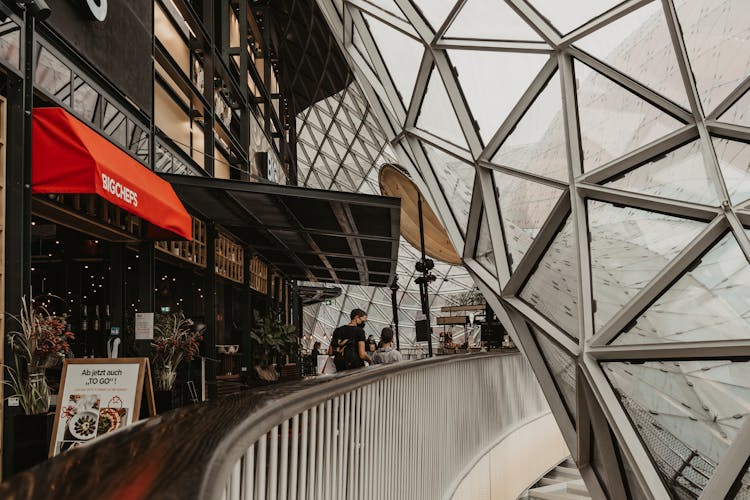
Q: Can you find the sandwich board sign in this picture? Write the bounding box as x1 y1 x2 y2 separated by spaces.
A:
49 358 156 457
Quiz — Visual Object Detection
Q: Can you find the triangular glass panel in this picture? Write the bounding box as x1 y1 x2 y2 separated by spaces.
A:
575 1 689 108
603 140 720 206
359 0 407 22
444 0 543 41
588 200 707 330
474 208 497 277
528 323 577 420
719 89 750 128
449 49 548 145
411 0 458 33
416 66 469 149
603 359 750 498
491 71 568 182
613 233 750 345
520 215 580 339
364 13 424 108
575 60 684 171
422 142 475 233
530 0 627 35
674 0 750 116
493 170 564 271
714 137 750 207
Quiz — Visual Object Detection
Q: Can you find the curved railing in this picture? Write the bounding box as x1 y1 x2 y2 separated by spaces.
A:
0 352 548 500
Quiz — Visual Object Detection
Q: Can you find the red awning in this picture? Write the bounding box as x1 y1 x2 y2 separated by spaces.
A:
31 107 192 240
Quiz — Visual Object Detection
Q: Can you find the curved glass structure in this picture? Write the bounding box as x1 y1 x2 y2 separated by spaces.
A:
297 79 479 348
315 0 750 497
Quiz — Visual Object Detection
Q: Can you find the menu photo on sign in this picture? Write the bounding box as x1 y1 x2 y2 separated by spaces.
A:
50 358 156 457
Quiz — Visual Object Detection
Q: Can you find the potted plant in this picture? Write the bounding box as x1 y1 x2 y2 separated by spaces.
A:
5 297 74 471
249 309 298 383
150 312 203 412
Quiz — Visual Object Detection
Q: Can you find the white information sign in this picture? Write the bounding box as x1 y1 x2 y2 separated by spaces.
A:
50 358 155 457
135 312 154 340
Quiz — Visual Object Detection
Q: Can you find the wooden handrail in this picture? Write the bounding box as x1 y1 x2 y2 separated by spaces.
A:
0 353 511 499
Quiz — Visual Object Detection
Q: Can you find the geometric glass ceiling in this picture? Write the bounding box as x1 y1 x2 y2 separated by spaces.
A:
317 0 750 497
297 79 478 349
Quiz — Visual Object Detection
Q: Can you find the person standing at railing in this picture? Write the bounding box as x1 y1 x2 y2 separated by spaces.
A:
328 308 372 370
372 327 403 365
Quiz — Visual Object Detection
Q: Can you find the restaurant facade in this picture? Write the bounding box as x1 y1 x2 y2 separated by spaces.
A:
0 0 325 475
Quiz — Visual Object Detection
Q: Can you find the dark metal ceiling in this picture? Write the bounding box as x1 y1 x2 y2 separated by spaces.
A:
163 174 401 287
264 0 352 113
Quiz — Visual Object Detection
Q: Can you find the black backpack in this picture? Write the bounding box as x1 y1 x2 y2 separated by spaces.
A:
332 328 360 370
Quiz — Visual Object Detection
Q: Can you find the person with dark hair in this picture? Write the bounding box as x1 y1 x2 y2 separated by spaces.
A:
366 335 377 353
372 327 403 365
327 308 371 370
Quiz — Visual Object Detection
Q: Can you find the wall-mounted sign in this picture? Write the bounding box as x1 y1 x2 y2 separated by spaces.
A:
50 358 155 457
135 312 154 340
82 0 108 22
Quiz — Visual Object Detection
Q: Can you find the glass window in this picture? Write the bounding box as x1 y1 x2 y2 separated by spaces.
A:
0 18 20 71
520 214 580 339
613 233 750 345
72 74 99 123
588 200 706 330
603 140 721 206
493 169 564 271
36 46 71 105
529 323 577 420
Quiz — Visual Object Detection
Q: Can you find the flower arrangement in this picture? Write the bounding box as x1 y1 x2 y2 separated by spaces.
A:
151 312 203 391
5 298 74 415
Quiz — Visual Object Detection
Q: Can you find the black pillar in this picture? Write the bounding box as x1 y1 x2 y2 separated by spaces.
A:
108 243 125 356
240 248 251 384
3 11 34 477
133 242 155 357
390 277 400 351
204 223 217 399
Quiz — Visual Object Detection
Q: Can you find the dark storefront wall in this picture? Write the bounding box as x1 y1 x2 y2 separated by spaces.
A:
45 0 153 114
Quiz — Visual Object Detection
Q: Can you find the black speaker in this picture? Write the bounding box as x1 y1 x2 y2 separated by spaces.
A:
415 318 431 342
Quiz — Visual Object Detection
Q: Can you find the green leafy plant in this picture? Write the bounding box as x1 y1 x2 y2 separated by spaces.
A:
249 309 298 367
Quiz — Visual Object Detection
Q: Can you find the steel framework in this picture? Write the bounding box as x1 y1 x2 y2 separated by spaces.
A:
314 0 750 498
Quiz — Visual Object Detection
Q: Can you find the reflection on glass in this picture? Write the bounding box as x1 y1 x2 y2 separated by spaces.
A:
589 200 706 329
674 0 750 116
613 233 750 345
365 13 423 107
720 90 750 127
714 138 750 207
493 170 563 270
475 209 496 276
448 49 548 144
604 140 720 206
0 19 20 70
445 0 542 41
127 121 150 164
575 1 689 108
36 46 71 105
102 100 127 147
528 323 577 420
603 359 750 498
520 215 580 338
72 75 99 123
423 143 475 233
492 72 568 182
417 66 469 148
530 0 625 35
575 60 683 171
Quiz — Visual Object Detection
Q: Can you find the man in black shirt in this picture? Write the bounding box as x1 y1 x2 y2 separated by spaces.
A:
328 308 372 370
